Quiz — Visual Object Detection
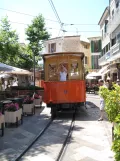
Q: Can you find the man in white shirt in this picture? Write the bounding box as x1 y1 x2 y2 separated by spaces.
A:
57 64 67 81
98 79 107 121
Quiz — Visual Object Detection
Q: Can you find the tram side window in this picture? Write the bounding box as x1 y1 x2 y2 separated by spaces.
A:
48 64 57 81
70 62 79 77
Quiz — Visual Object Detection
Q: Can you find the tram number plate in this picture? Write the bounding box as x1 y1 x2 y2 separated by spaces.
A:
64 90 68 94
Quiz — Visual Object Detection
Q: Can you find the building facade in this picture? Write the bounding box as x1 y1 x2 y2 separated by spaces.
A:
88 37 102 71
98 0 120 81
98 7 111 80
43 36 91 70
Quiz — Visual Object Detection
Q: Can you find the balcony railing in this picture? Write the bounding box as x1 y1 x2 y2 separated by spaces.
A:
111 43 120 56
108 6 120 33
98 51 111 66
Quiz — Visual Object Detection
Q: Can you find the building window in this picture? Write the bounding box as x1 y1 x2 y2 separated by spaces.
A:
84 45 88 49
102 30 103 39
111 37 116 46
117 32 120 42
84 56 88 64
104 20 108 33
112 9 114 16
91 55 100 69
106 44 108 52
108 43 110 50
48 44 50 53
48 43 56 53
116 1 119 8
51 43 56 52
91 40 101 53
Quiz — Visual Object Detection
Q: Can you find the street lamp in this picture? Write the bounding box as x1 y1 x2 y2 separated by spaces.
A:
31 46 36 92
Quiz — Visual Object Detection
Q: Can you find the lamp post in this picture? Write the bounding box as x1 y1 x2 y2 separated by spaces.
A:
32 46 36 93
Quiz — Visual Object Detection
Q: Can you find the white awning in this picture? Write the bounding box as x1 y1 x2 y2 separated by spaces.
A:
102 69 110 75
98 65 109 74
86 72 102 77
86 75 96 80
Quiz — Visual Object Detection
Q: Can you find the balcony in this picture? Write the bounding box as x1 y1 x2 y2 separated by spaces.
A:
111 42 120 56
98 51 111 66
108 6 120 33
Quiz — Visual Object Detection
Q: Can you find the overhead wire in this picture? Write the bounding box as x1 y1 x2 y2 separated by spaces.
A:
48 0 64 36
0 7 119 26
0 19 101 32
2 7 120 34
0 7 58 23
48 0 62 25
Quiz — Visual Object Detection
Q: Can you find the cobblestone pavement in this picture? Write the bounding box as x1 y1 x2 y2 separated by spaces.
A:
0 104 51 161
0 95 114 161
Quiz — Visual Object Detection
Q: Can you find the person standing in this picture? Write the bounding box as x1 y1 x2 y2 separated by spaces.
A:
57 64 67 81
98 79 107 121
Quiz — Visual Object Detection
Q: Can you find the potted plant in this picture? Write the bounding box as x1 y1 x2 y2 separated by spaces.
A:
4 103 22 127
0 112 4 136
23 96 35 115
33 93 42 106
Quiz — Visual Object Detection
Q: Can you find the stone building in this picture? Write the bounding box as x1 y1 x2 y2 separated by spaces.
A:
43 35 91 70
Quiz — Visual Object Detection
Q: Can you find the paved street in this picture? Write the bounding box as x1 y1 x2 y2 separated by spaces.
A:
0 94 114 161
62 94 114 161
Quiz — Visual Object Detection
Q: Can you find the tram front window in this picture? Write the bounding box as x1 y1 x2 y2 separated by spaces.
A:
57 64 68 81
70 62 79 76
48 64 57 81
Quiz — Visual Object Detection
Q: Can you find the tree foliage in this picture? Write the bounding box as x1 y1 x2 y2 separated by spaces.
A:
0 15 49 70
0 16 34 69
26 14 50 61
0 17 21 65
99 84 120 161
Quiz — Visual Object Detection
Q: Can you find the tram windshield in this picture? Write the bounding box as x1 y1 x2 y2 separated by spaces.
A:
44 53 84 81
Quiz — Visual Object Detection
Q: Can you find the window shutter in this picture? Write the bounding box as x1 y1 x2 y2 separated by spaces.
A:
98 40 101 52
91 41 94 53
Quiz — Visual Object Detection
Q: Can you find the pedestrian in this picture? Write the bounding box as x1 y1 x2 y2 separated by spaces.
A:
98 79 107 121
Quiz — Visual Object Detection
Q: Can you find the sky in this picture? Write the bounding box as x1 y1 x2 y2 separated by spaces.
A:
0 0 109 43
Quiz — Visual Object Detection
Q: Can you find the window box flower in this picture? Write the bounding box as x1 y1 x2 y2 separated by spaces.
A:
4 103 23 126
23 96 35 115
0 113 4 136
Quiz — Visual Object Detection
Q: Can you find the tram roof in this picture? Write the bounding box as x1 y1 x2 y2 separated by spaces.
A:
42 52 84 59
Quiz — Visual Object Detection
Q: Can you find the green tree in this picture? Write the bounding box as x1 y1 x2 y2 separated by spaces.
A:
0 16 20 65
26 14 50 62
16 45 34 69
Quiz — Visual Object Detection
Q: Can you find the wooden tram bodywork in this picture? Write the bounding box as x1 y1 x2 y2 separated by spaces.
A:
43 52 86 117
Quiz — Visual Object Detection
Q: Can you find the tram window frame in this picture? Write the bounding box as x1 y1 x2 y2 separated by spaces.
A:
69 60 80 79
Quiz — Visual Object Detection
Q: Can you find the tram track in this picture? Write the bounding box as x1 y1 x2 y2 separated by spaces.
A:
15 118 53 161
15 109 76 161
56 109 76 161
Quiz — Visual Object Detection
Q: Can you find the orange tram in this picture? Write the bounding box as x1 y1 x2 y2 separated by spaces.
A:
42 52 86 117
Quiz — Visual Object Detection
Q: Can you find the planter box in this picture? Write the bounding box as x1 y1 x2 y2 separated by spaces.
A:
5 108 23 126
34 97 42 106
0 114 5 136
23 104 35 115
